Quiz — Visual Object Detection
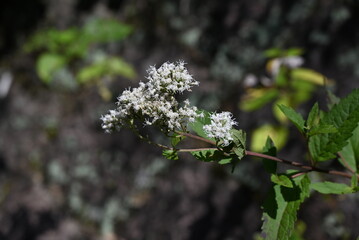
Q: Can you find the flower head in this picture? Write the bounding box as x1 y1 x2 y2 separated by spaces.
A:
203 112 238 146
101 61 201 133
146 61 198 93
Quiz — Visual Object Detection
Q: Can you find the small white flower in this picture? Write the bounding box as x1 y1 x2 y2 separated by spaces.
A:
203 112 238 146
101 61 202 132
146 61 199 93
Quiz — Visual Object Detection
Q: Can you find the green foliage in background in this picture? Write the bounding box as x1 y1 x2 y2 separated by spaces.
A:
240 48 333 152
159 87 359 240
24 18 136 99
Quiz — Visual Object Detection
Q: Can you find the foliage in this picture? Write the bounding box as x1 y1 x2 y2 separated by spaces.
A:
24 18 136 99
240 48 333 152
102 61 359 240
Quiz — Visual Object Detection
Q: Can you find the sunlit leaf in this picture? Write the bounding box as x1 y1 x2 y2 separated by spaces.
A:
240 88 279 111
271 174 294 188
77 57 136 84
340 124 359 172
291 68 333 86
251 124 289 152
261 174 310 240
310 181 353 194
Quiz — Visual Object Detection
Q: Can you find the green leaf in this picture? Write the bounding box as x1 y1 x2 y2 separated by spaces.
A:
278 104 305 133
261 174 310 240
262 137 277 174
306 103 319 129
275 66 288 86
309 89 359 161
77 57 136 84
310 181 353 194
251 124 289 152
291 68 327 86
264 48 282 58
351 175 358 189
286 48 304 56
36 53 67 84
162 150 179 160
83 18 133 43
230 129 246 159
190 149 233 164
308 124 338 136
339 124 359 172
189 110 214 140
240 88 279 111
271 174 294 188
170 133 185 147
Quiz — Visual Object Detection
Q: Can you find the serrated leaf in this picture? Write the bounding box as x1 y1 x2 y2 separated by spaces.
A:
262 137 277 174
191 149 233 164
308 124 337 136
162 150 179 160
310 181 353 194
271 174 294 188
273 95 291 123
261 174 310 240
309 89 359 161
278 104 305 133
189 110 214 140
307 103 319 129
231 129 246 147
231 129 246 160
339 124 359 172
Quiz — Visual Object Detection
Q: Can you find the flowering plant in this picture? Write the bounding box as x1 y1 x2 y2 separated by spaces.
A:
102 61 359 240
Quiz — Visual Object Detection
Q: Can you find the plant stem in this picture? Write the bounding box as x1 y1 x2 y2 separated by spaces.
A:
176 131 216 145
178 148 217 152
175 131 358 180
245 150 354 180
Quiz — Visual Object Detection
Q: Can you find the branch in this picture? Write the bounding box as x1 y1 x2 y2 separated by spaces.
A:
178 148 217 152
174 131 357 180
176 131 216 145
245 150 355 180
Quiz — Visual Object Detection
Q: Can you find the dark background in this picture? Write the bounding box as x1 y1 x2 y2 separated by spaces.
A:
0 0 359 239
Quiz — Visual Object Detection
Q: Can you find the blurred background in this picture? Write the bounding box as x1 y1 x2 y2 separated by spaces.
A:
0 0 359 239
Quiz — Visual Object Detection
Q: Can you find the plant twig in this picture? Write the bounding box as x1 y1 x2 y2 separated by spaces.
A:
173 131 358 180
178 148 217 152
246 150 355 180
176 131 216 145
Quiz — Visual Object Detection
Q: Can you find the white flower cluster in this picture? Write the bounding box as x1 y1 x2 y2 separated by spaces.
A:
101 61 201 133
203 112 238 146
